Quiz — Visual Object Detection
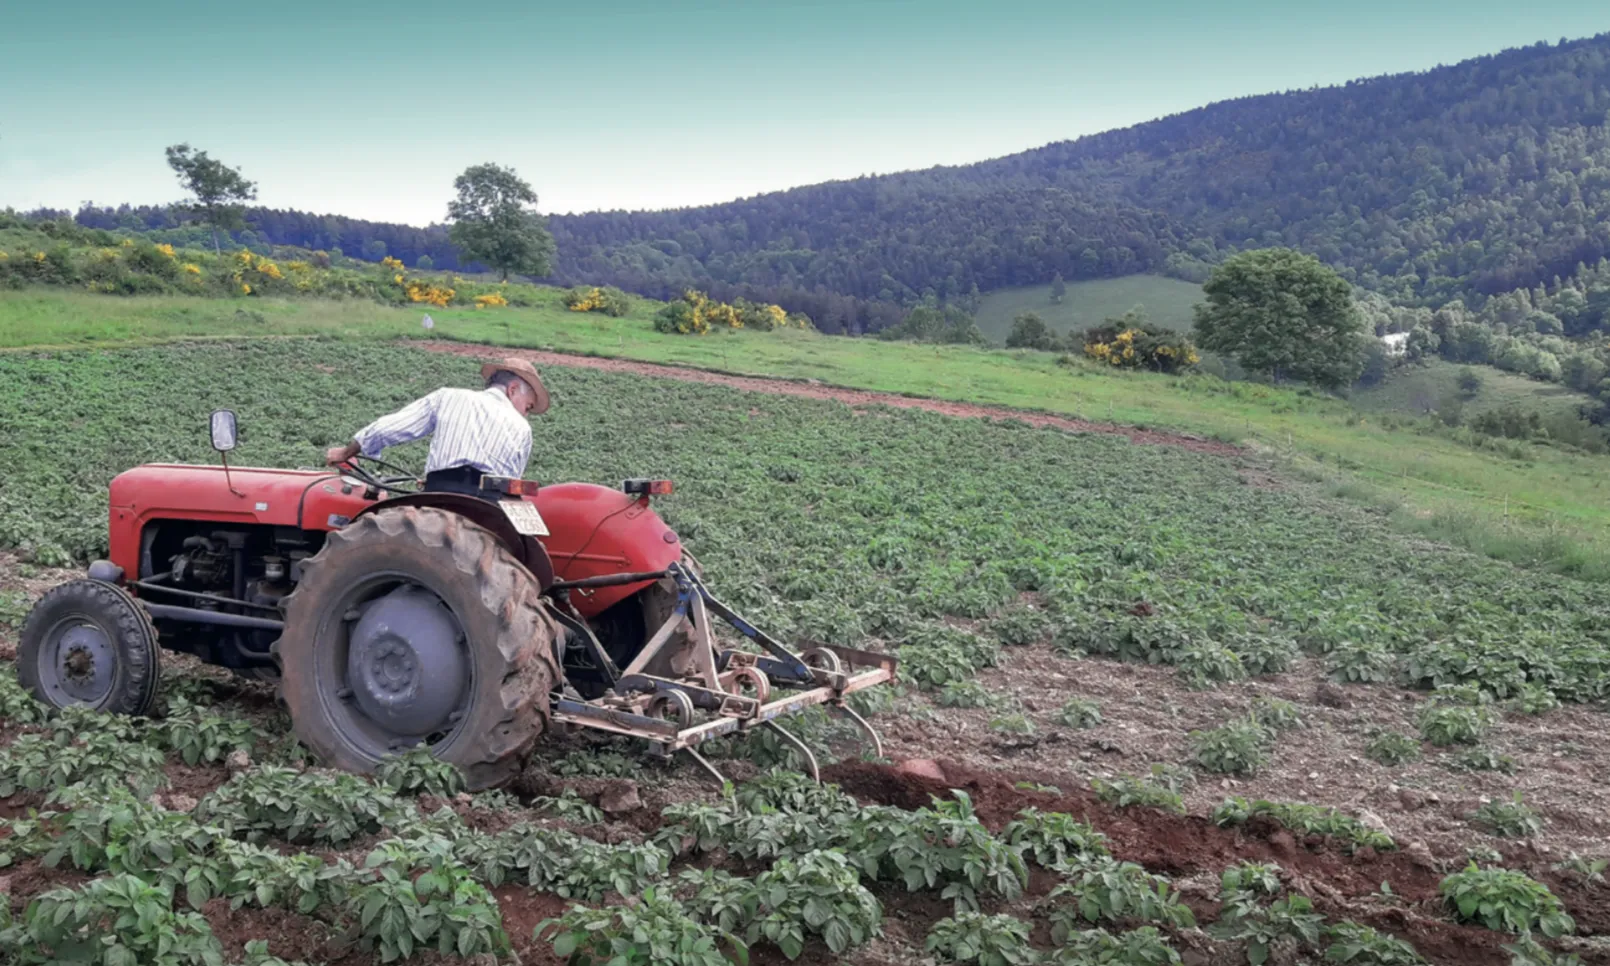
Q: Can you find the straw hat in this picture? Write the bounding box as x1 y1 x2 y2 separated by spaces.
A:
480 357 551 415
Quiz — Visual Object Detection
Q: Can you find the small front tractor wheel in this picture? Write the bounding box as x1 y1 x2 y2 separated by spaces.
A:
18 579 161 715
277 506 561 790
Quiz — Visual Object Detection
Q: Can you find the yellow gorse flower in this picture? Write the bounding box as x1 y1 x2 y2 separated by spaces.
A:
474 293 509 309
381 256 405 270
155 244 176 258
182 263 201 275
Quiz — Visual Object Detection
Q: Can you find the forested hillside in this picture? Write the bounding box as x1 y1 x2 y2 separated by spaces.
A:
49 32 1610 335
546 34 1610 311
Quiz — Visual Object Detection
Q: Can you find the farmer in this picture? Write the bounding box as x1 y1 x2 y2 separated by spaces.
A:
325 358 549 499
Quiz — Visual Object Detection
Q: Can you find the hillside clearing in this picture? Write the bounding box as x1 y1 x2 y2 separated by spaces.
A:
1357 359 1592 422
968 274 1203 342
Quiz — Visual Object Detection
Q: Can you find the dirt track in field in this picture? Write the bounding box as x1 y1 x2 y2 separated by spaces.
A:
416 342 1243 457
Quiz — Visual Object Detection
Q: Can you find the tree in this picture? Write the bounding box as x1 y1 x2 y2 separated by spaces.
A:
1050 272 1067 304
1457 367 1484 398
446 163 555 281
165 144 257 254
1006 312 1056 350
1193 248 1367 390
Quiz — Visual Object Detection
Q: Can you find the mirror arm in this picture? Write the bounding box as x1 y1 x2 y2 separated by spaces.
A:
221 450 246 498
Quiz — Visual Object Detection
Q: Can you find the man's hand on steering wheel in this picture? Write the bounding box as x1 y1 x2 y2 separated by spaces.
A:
326 440 361 467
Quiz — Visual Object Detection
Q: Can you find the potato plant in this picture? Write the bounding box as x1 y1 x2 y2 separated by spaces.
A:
1439 864 1574 936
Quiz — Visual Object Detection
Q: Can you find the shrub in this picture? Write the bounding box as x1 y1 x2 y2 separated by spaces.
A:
195 766 407 845
991 605 1050 646
3 877 223 964
1328 640 1396 683
1190 718 1272 776
374 747 466 797
1044 856 1196 934
157 697 260 766
1083 318 1199 373
1176 643 1247 689
458 823 669 901
1551 853 1608 885
1219 862 1284 899
1091 772 1185 814
926 912 1036 966
1212 798 1394 852
1210 893 1323 965
1046 926 1181 965
857 791 1028 912
1001 809 1110 867
1249 695 1304 732
937 680 997 709
743 851 882 958
1321 920 1425 964
1058 697 1103 728
0 723 167 798
538 888 746 966
1448 747 1517 774
732 770 859 819
1004 312 1057 351
1468 793 1544 838
1508 683 1559 715
653 289 808 335
529 789 606 824
1417 702 1492 747
564 285 632 317
346 837 508 961
1364 731 1421 766
1439 864 1574 936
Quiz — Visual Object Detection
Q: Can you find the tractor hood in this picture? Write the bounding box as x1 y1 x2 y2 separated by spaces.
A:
110 464 373 530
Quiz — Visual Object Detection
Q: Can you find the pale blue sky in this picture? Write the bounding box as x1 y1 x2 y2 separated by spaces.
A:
2 1 1606 224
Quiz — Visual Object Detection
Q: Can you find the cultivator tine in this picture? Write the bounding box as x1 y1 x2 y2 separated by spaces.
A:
762 720 820 782
682 746 728 785
832 701 884 761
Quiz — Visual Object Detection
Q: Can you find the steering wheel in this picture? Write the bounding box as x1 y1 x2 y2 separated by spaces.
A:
338 454 421 494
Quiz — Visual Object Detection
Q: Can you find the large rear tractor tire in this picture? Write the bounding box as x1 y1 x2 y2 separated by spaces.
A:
277 506 561 790
18 579 161 716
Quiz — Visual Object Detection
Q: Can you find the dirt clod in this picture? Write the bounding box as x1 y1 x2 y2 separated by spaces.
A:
225 749 252 774
1314 682 1353 709
598 782 643 815
894 759 947 782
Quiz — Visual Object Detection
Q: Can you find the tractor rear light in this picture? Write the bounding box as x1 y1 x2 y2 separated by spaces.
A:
623 479 674 496
481 476 539 496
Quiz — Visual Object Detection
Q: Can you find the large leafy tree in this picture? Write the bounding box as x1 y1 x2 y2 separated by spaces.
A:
165 144 257 254
1194 248 1367 389
446 163 555 281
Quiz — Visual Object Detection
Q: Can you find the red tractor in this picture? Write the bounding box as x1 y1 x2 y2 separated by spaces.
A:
17 410 894 788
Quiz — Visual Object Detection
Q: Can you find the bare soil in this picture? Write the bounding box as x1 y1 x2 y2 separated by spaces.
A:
416 342 1242 456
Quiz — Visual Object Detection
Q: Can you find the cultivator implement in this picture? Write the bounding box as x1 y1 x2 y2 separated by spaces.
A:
545 561 896 782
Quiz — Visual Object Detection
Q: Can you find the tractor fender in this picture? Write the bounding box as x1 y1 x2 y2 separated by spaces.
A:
355 492 556 590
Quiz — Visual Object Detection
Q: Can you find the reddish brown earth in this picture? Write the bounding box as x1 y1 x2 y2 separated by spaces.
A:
416 342 1242 456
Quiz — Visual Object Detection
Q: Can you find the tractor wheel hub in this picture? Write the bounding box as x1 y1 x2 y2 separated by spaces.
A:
346 586 467 738
49 625 114 703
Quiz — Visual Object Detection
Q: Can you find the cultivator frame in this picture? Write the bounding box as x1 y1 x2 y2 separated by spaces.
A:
545 561 896 781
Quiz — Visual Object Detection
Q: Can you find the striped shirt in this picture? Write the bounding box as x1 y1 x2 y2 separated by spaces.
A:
353 387 533 479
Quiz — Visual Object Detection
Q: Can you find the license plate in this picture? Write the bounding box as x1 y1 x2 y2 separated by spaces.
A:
499 499 549 536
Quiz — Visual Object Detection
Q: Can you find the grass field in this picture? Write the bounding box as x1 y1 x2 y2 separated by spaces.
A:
973 274 1204 342
2 340 1608 964
1355 358 1590 421
3 288 1610 579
